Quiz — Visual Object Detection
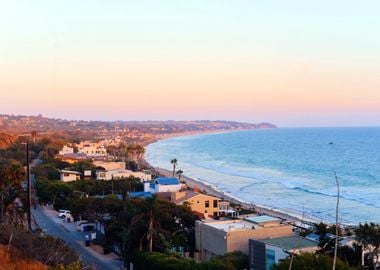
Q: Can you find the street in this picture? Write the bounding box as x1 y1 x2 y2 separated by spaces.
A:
32 205 123 270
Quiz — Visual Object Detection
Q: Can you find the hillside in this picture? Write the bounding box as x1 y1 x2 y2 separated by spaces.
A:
0 245 48 270
0 132 15 149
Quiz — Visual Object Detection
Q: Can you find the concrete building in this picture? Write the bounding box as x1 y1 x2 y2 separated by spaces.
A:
60 170 81 182
93 161 126 171
249 236 319 270
150 178 183 193
96 169 151 181
170 190 221 218
195 215 294 261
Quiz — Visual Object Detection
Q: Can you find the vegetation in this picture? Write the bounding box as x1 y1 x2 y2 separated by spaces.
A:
133 251 248 270
272 253 358 270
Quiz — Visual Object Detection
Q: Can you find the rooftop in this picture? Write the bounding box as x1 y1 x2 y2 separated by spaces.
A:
204 220 257 232
259 236 318 250
61 170 81 175
154 177 180 185
244 215 281 224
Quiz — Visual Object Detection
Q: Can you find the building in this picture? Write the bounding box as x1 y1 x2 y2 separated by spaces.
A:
93 161 126 171
219 201 239 218
150 177 183 193
60 170 81 182
170 190 221 218
96 169 152 181
249 236 319 270
57 153 89 164
195 215 294 261
77 141 107 157
59 145 74 155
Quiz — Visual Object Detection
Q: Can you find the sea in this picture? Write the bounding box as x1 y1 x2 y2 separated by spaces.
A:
146 127 380 225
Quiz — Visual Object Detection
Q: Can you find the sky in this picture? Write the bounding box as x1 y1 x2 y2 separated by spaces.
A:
0 1 379 127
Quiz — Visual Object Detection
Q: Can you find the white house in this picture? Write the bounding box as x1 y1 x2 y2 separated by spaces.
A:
60 170 81 182
59 145 74 155
96 169 151 181
77 141 107 157
150 177 183 193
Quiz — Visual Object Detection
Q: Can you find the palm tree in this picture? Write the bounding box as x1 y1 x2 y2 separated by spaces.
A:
171 159 178 177
176 170 183 181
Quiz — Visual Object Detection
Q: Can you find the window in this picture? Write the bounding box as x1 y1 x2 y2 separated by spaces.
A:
213 200 218 208
205 200 209 208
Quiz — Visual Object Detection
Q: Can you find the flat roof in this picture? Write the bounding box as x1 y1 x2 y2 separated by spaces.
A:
244 215 281 224
259 236 318 250
204 220 257 232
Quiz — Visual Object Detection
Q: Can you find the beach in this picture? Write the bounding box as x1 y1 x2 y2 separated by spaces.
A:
143 127 380 225
148 165 312 225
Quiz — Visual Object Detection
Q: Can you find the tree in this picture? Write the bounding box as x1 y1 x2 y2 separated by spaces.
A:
176 170 184 181
272 253 357 270
171 159 178 177
0 159 25 223
355 222 380 269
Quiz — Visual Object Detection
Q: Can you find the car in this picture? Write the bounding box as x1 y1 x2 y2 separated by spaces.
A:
58 210 71 218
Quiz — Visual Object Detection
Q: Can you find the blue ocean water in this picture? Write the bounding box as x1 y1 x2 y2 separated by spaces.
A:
146 128 380 224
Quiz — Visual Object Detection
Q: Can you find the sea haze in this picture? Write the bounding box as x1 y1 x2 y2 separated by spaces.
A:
146 127 380 224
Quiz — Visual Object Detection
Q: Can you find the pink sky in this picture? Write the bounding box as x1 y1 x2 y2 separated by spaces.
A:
1 1 380 126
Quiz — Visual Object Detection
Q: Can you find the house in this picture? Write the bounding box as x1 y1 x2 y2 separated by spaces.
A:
58 153 90 164
59 145 74 155
93 161 126 171
195 215 294 261
77 141 107 157
249 236 319 270
60 170 81 182
219 201 239 218
170 190 221 218
150 177 183 193
96 169 151 181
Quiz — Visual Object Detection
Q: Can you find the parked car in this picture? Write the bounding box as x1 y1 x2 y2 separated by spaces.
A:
58 210 71 218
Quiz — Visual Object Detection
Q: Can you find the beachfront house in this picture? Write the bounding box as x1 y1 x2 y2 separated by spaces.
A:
195 215 294 261
170 190 221 218
249 236 319 270
60 170 81 182
150 177 183 193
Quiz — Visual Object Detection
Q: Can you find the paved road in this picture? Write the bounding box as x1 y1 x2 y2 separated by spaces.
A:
32 205 123 270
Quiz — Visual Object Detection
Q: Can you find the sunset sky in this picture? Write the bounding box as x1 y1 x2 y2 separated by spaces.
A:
1 1 379 127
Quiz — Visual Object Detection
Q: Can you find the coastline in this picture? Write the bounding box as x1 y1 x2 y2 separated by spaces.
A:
143 129 322 226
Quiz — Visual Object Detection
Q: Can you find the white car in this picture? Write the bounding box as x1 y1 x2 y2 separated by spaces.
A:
58 210 71 218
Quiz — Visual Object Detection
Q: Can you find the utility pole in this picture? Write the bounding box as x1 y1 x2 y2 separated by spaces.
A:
332 171 340 270
26 142 32 231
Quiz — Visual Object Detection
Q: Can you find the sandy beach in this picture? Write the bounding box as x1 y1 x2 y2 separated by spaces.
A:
150 166 315 225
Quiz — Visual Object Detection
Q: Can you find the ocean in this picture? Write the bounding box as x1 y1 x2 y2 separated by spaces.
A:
146 128 380 225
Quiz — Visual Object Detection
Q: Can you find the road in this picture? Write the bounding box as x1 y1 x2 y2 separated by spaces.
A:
32 205 123 270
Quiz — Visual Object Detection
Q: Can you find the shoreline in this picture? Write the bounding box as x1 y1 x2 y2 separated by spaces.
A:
151 166 320 225
143 129 323 226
